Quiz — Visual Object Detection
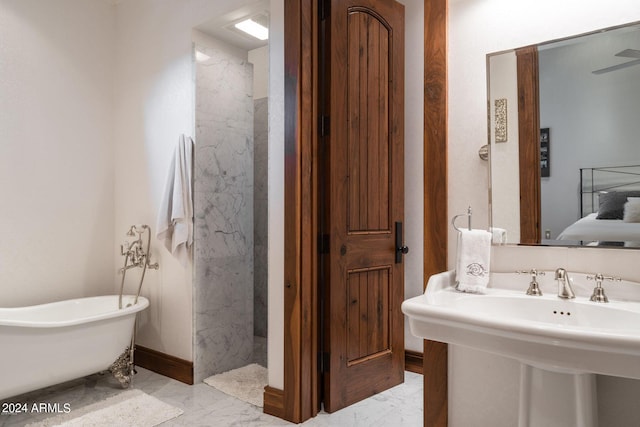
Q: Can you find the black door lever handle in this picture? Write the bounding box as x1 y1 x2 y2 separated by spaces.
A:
395 222 409 263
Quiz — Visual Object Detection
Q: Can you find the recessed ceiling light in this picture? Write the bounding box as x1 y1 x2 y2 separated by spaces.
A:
234 19 269 41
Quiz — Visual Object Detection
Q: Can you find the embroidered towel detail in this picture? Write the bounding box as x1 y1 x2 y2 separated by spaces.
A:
455 229 492 293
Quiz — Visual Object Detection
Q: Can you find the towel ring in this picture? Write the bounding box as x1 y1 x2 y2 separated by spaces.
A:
452 206 472 232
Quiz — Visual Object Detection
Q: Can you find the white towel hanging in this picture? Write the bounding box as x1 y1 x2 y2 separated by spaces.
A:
156 135 194 267
455 229 492 293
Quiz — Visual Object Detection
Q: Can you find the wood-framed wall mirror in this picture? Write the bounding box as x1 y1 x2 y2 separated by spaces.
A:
487 21 640 249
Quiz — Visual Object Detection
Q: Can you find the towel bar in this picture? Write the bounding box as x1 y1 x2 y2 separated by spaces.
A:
452 206 472 232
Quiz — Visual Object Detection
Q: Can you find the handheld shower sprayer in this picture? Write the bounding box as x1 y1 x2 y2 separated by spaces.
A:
126 224 149 237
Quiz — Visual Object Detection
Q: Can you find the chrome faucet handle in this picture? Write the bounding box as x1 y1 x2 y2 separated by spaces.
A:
516 269 545 296
516 269 546 278
586 274 622 303
120 241 130 256
586 273 622 283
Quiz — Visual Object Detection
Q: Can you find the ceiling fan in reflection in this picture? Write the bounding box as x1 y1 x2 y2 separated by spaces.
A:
592 49 640 74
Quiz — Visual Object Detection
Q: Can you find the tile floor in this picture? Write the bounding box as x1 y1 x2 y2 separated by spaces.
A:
0 368 423 426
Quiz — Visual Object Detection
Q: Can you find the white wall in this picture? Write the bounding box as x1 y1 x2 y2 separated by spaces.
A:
0 0 115 306
402 0 425 353
267 0 285 389
449 0 640 425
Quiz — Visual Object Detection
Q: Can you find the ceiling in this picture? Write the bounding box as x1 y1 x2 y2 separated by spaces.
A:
193 1 270 51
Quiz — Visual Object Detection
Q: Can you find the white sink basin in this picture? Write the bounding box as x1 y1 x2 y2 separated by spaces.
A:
402 270 640 378
451 293 640 330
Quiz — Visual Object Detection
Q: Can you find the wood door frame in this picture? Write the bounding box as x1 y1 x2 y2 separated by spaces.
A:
264 0 320 423
424 0 448 426
266 0 448 424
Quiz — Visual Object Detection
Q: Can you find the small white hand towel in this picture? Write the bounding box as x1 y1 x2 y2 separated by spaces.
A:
156 135 194 267
455 229 492 293
490 227 507 245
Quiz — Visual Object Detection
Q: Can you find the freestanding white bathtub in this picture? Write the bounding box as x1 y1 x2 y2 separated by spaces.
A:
0 295 149 400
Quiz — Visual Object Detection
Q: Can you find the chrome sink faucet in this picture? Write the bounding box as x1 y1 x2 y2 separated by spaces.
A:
555 268 575 299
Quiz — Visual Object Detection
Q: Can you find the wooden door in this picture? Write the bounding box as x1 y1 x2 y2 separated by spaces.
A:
321 0 405 412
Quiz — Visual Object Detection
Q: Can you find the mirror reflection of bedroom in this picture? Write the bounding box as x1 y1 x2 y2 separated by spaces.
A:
488 22 640 248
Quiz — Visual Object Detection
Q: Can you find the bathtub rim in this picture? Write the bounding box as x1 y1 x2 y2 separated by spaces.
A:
0 295 149 328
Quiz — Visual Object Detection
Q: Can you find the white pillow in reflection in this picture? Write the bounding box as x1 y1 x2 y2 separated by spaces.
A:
623 200 640 223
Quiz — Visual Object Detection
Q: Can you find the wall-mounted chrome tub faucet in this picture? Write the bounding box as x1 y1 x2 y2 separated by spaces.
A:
119 224 159 309
115 224 159 387
555 268 575 299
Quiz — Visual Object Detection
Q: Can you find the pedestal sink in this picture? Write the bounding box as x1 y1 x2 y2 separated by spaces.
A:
401 270 640 427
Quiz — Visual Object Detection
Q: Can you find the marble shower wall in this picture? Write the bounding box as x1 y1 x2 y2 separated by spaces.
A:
253 97 268 338
194 43 254 382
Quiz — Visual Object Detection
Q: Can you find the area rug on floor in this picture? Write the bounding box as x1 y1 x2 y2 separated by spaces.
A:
203 363 267 407
25 389 183 427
